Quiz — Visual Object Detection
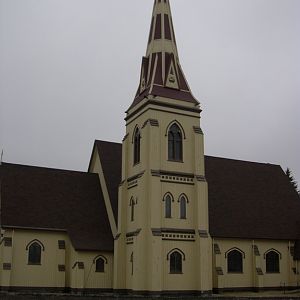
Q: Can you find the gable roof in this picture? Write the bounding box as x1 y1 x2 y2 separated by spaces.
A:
0 163 114 252
92 140 122 224
94 141 300 240
205 156 300 240
1 143 299 251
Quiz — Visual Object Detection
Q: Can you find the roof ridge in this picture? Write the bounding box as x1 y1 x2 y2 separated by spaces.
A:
95 139 122 146
0 162 92 175
205 155 280 167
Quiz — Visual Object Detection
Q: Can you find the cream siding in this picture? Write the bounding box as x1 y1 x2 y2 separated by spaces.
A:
0 229 113 290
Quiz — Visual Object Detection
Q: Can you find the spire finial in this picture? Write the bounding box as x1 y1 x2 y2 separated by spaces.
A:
128 0 199 112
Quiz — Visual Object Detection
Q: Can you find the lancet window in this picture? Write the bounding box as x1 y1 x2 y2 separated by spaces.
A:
27 241 42 265
168 124 183 161
265 250 280 273
227 249 243 273
134 127 141 164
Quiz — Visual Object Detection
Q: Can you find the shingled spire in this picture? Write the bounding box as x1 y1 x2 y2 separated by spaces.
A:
128 0 199 111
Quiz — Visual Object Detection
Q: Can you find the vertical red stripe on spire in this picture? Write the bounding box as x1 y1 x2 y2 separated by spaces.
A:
164 14 171 40
148 17 154 44
154 14 162 40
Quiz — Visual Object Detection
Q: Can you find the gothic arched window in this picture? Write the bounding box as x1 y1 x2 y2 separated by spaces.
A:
95 257 105 273
164 194 172 218
170 251 183 274
168 123 183 161
134 127 141 165
28 242 42 265
130 197 135 222
227 249 243 273
130 252 134 275
266 250 280 273
179 195 187 219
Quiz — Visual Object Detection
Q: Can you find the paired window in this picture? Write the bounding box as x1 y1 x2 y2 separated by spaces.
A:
227 249 243 273
265 250 280 273
164 194 172 218
168 249 185 274
27 241 43 265
179 195 187 219
168 123 183 161
164 193 188 219
133 122 184 164
133 127 141 165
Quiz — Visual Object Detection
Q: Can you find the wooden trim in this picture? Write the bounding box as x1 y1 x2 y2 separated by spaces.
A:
2 225 66 232
126 229 142 238
3 263 11 270
58 240 66 250
198 230 209 238
58 264 65 272
3 237 12 247
142 119 159 128
193 126 203 134
126 101 201 124
127 171 145 183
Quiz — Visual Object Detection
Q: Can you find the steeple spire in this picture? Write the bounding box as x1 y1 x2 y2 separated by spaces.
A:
128 0 199 111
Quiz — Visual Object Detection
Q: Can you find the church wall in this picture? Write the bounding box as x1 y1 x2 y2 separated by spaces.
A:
66 246 113 290
0 229 114 291
213 238 299 291
1 229 66 290
162 240 197 291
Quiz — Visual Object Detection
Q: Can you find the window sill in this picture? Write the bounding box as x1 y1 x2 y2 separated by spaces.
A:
168 159 184 163
170 272 183 274
28 263 41 266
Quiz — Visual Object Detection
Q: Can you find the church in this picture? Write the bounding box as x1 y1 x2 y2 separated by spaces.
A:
0 0 300 295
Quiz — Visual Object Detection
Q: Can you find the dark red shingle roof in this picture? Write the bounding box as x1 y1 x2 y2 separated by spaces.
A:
0 163 114 251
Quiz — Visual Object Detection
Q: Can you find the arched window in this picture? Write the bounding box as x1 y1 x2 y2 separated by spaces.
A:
130 197 135 222
168 123 182 161
170 251 183 274
227 249 243 273
130 252 134 275
164 194 172 218
28 242 42 265
266 250 280 273
133 128 141 164
179 195 187 219
95 257 105 272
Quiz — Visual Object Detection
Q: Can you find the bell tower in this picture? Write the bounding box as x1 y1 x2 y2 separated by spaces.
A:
114 0 212 294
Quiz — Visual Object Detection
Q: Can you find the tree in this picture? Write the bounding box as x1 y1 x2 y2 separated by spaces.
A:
286 168 300 195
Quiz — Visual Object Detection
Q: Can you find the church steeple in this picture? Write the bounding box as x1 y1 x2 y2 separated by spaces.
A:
128 0 199 111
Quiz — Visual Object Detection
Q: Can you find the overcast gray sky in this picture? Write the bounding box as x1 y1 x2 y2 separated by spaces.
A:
0 0 299 184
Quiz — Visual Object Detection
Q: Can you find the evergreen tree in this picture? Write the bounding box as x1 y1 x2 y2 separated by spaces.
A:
286 168 300 195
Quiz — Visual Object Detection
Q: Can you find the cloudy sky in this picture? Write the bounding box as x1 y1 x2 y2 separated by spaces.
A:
0 0 299 184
